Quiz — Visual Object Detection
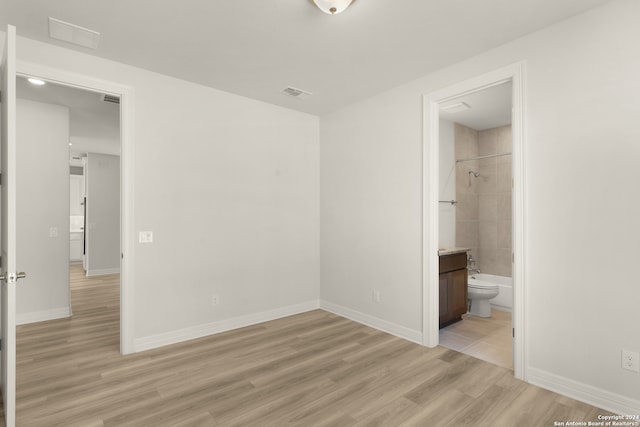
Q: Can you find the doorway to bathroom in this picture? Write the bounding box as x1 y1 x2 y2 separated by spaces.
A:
422 63 527 380
438 82 513 369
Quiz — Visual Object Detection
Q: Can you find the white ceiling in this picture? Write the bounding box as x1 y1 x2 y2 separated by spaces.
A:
2 0 613 115
440 81 512 131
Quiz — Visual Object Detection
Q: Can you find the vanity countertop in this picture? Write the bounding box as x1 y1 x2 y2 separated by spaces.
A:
438 247 470 256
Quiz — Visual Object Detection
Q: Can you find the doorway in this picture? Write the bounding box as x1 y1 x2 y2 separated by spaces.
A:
15 73 121 332
15 61 134 354
422 62 527 380
437 81 513 368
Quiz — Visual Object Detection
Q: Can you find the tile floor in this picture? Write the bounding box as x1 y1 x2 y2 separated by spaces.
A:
439 309 513 369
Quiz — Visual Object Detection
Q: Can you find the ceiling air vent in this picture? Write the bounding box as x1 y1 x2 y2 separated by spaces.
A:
441 102 471 114
101 94 120 104
282 86 312 100
49 17 100 49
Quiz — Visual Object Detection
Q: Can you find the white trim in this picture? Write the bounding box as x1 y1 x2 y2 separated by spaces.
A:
85 268 121 277
16 60 136 355
320 300 423 345
134 300 320 353
422 62 528 381
528 367 640 415
16 307 71 325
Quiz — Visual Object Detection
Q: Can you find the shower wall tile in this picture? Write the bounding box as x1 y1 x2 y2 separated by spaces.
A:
479 194 497 221
479 219 497 249
478 157 496 169
478 128 498 156
496 248 513 277
497 220 512 249
498 153 513 166
478 247 497 275
456 220 478 248
457 193 478 221
497 193 512 220
455 123 512 277
497 162 512 193
497 126 512 156
477 164 497 195
454 123 478 160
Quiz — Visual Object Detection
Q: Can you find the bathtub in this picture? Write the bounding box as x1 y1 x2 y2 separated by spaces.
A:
469 273 513 311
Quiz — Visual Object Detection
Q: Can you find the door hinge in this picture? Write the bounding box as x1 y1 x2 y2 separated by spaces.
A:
0 172 2 185
0 338 2 351
512 328 515 338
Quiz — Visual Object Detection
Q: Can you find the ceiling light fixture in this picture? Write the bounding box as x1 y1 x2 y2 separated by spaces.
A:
312 0 354 15
27 78 46 86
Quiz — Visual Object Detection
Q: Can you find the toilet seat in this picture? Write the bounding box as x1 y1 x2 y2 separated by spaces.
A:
468 282 498 291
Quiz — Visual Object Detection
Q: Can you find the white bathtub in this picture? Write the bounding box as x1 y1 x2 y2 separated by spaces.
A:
469 273 513 311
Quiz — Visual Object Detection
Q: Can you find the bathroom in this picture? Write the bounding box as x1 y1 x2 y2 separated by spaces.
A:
438 81 513 369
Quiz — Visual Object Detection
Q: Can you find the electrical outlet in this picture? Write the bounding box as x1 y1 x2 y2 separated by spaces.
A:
372 290 381 303
622 349 639 372
211 294 219 306
49 227 58 238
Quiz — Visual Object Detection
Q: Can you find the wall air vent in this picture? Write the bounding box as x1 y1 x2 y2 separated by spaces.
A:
281 86 312 100
49 17 100 49
101 94 120 104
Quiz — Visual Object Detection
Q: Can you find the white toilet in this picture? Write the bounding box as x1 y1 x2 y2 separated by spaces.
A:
468 276 499 317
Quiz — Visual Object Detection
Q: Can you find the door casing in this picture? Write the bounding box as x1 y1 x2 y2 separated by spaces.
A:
16 60 136 355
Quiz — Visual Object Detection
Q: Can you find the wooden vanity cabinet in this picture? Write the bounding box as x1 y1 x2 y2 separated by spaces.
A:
439 252 468 328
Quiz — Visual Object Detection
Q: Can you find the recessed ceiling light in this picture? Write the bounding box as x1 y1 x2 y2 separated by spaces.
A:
27 78 46 86
441 102 471 114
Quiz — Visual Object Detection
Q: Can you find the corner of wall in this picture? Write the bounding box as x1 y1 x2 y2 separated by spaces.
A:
319 300 423 345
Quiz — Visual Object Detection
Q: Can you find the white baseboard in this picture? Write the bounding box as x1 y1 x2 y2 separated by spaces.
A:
490 304 512 313
134 300 320 353
17 307 71 325
86 267 120 277
319 300 423 345
528 367 640 415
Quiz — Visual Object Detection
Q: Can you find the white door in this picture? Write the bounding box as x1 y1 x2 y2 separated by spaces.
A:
1 24 20 427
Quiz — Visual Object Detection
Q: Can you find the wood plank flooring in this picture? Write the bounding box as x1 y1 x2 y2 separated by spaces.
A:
2 265 613 426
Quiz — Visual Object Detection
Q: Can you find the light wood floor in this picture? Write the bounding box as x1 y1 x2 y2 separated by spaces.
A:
4 265 613 426
440 309 513 369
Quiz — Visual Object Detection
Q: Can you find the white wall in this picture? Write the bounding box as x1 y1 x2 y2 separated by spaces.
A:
438 119 455 248
16 99 70 323
320 0 640 411
85 153 120 276
6 33 320 346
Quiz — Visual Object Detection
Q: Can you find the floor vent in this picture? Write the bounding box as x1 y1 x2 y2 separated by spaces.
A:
282 86 312 100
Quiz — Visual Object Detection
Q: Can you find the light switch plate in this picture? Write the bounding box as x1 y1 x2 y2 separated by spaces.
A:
139 231 153 243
